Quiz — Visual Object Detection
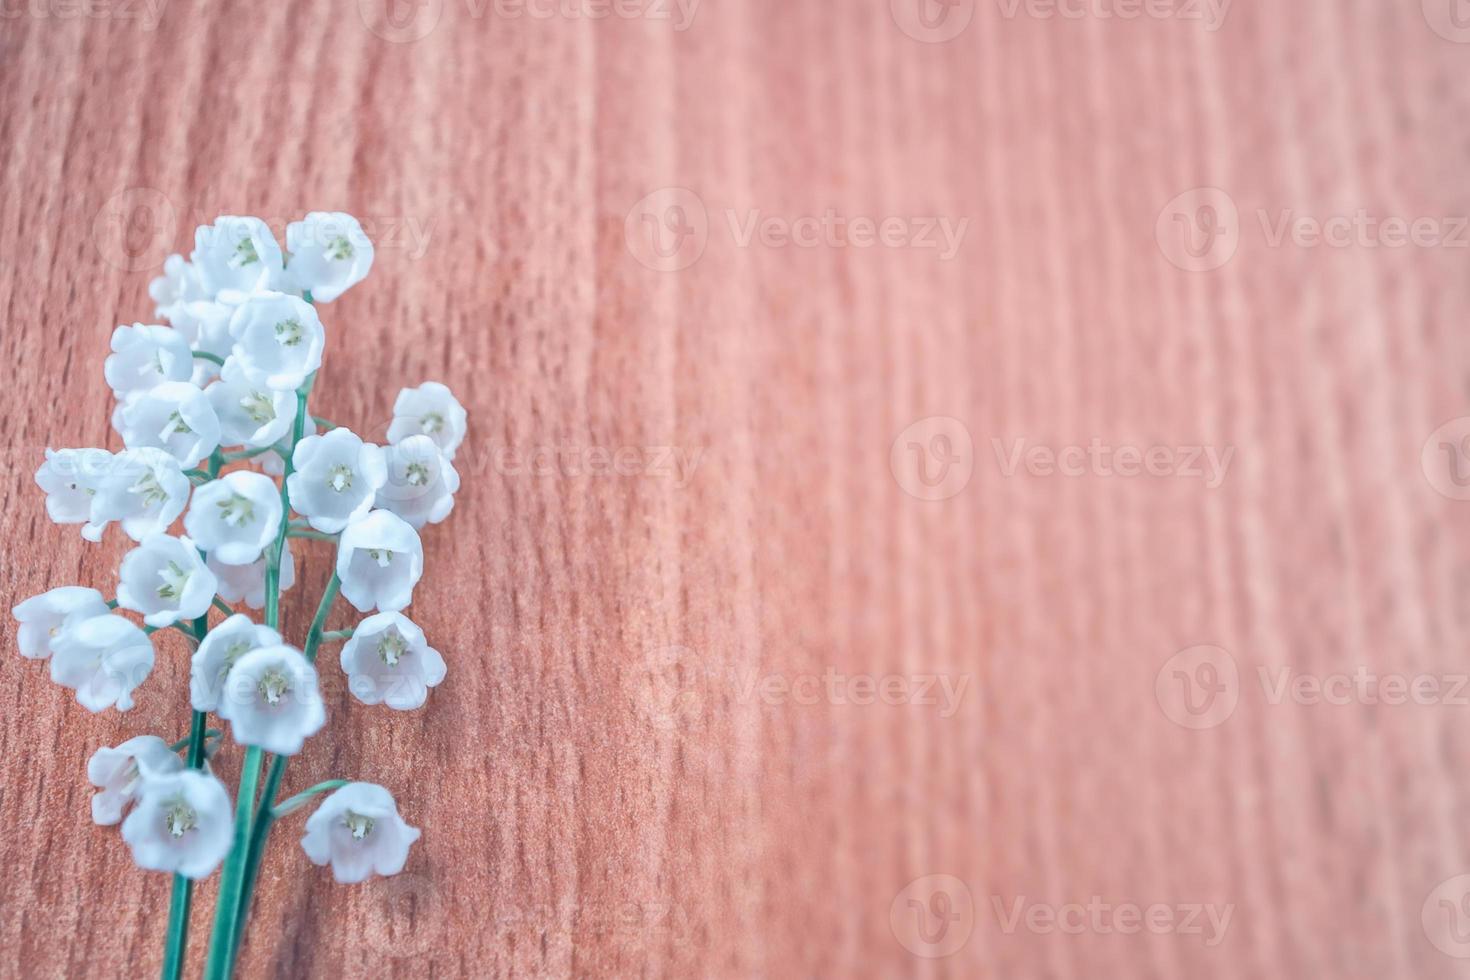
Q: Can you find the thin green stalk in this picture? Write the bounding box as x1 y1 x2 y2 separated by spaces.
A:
193 351 225 366
225 573 340 966
205 381 311 980
221 444 277 463
273 779 349 817
287 529 337 542
160 615 211 980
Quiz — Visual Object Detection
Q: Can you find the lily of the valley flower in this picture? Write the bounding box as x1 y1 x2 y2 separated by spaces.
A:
116 534 217 628
386 382 467 460
285 212 375 303
217 644 326 755
208 357 295 449
49 613 155 712
208 541 295 609
149 254 205 317
87 447 190 543
34 448 114 533
103 324 193 399
287 428 387 533
374 434 459 529
12 586 110 659
301 782 420 883
183 470 282 565
191 216 283 298
228 292 324 391
339 611 446 710
116 381 221 467
88 735 183 826
190 613 282 712
121 769 233 879
336 510 423 612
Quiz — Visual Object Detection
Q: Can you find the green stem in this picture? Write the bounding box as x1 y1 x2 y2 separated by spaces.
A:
193 351 225 366
221 444 278 463
287 529 337 542
224 572 340 969
321 628 353 641
205 379 312 980
212 597 236 617
309 415 337 431
272 779 350 817
160 616 211 980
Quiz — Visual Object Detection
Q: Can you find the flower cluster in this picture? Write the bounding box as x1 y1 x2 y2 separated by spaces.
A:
12 212 465 962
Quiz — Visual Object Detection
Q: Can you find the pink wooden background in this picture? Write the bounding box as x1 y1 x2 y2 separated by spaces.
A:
3 0 1470 976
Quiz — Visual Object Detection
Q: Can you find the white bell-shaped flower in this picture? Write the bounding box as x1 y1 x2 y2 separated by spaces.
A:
208 541 295 609
121 769 233 879
336 511 423 613
374 435 459 529
340 611 446 710
217 644 326 755
34 448 114 533
301 782 420 883
228 292 324 391
191 216 283 298
116 534 217 628
103 324 193 399
163 300 234 386
150 254 206 317
48 613 155 711
208 358 295 449
117 381 221 467
88 735 183 825
183 470 282 566
87 447 190 543
12 586 110 659
286 428 387 534
189 613 282 712
284 212 375 303
386 382 467 460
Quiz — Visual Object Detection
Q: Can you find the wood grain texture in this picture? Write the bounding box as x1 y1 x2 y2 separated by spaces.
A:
2 0 1470 976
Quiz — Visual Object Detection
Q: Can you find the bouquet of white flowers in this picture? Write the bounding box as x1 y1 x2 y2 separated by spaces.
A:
13 212 466 978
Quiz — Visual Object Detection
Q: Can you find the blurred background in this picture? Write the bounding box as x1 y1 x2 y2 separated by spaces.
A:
2 0 1470 976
